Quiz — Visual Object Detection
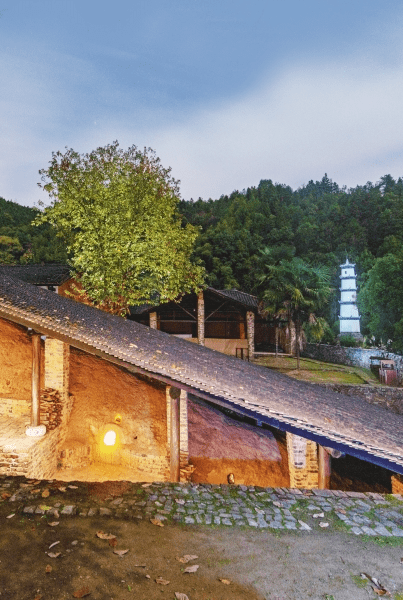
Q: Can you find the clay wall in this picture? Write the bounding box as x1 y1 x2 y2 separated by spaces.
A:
187 397 289 487
62 349 170 480
0 317 44 402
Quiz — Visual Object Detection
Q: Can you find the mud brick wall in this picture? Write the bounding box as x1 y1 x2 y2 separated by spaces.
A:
122 451 170 481
0 447 30 476
0 317 45 400
0 397 30 418
63 350 170 480
286 432 319 488
44 338 70 402
26 428 60 480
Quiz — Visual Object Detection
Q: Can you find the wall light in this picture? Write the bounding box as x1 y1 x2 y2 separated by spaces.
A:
103 430 117 446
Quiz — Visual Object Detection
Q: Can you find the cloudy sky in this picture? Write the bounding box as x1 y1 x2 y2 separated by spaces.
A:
1 1 403 207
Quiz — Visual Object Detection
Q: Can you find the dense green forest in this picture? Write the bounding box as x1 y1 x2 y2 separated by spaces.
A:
1 172 403 350
178 173 403 351
0 196 68 264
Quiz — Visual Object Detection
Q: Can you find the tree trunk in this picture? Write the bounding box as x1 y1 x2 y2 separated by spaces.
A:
275 325 279 357
295 320 301 369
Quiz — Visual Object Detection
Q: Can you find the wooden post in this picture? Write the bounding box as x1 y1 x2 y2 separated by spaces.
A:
31 333 41 427
169 386 181 482
318 445 331 489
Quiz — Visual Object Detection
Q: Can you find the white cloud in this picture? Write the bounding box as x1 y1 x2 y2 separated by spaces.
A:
2 18 403 207
145 55 403 198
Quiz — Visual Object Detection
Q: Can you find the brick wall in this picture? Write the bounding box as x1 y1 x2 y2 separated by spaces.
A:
286 432 319 488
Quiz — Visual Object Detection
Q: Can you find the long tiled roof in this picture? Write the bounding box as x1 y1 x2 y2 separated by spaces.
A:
211 288 258 310
1 273 403 475
128 287 258 316
0 264 72 286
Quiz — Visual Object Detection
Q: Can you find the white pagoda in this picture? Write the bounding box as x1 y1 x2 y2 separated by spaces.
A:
339 258 362 339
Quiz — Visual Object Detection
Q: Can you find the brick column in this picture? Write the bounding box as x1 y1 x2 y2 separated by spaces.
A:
179 389 188 459
197 292 205 346
246 311 255 361
166 386 181 482
149 312 158 329
45 338 70 403
286 432 319 489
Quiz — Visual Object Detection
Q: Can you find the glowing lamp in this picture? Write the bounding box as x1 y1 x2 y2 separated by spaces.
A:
103 430 117 446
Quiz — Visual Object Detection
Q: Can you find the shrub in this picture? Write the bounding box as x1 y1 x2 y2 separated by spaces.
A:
339 334 358 347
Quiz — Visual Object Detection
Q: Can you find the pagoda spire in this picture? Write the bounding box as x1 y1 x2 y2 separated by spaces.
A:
339 257 362 340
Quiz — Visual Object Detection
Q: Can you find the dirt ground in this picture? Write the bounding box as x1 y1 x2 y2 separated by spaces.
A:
1 513 403 600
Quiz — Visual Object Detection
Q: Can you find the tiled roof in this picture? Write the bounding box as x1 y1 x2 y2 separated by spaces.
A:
0 264 72 286
0 273 403 475
212 288 258 310
128 287 258 316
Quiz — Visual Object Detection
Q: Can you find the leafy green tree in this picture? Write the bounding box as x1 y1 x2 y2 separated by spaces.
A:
0 235 24 264
358 252 403 351
36 141 204 313
259 255 332 367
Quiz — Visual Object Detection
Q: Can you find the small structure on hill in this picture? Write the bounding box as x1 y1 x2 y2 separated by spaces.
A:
339 258 362 341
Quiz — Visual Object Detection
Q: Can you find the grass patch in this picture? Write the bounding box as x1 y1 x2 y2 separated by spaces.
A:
350 573 368 588
254 356 379 385
364 535 403 547
384 494 403 506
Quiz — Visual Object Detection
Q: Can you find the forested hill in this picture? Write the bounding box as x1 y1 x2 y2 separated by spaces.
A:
2 172 403 349
179 174 403 350
0 196 68 264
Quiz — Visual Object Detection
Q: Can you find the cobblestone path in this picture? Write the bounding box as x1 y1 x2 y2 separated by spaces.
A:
2 475 403 538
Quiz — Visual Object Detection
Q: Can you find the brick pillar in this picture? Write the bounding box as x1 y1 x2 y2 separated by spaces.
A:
286 432 319 489
391 473 403 494
197 292 205 346
166 388 188 456
166 386 180 482
45 338 70 403
246 311 255 361
149 312 158 329
179 389 188 460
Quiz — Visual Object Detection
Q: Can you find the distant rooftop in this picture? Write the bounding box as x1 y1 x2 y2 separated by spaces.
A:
129 287 258 316
0 264 72 286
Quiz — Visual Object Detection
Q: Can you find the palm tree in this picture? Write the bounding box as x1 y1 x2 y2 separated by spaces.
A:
259 256 331 368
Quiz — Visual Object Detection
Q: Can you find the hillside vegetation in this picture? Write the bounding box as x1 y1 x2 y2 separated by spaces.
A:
2 172 403 349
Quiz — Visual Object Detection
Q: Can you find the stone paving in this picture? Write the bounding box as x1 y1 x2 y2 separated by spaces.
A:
2 474 403 538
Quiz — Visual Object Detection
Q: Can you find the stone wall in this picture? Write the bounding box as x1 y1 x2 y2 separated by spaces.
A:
304 342 403 371
322 383 403 415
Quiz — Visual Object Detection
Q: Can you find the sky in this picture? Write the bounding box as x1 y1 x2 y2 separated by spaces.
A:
1 0 403 207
